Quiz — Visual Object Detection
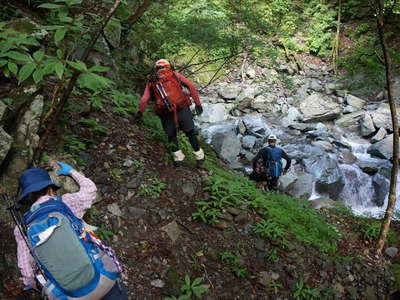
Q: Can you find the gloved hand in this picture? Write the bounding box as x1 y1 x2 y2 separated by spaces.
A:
195 105 203 116
56 161 74 176
133 111 143 123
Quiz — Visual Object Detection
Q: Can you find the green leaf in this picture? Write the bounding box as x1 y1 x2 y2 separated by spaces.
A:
18 62 36 82
33 51 45 62
0 59 7 67
54 27 68 44
38 3 63 9
5 51 31 62
88 65 110 73
3 67 10 78
192 277 203 286
55 61 65 79
67 60 87 72
184 275 191 286
56 49 63 59
40 25 64 30
32 69 44 84
8 61 18 75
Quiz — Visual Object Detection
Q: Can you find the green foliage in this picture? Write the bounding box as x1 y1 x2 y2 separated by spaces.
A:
110 168 124 182
132 159 144 168
267 280 282 295
64 134 86 152
110 90 138 115
253 219 286 242
220 251 248 278
95 224 115 241
292 280 320 300
79 118 108 134
163 275 209 300
265 248 279 262
138 178 167 198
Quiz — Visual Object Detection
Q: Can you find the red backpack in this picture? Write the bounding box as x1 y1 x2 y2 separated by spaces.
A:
149 69 191 121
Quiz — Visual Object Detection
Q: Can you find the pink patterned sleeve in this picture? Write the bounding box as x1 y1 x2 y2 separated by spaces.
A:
61 170 97 219
14 227 36 288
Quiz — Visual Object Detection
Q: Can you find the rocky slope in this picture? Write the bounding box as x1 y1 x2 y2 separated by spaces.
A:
0 101 398 300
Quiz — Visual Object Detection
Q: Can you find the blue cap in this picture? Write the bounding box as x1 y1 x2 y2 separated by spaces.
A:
18 168 60 202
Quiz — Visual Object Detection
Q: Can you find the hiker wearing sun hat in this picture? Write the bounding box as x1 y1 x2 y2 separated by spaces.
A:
14 161 127 300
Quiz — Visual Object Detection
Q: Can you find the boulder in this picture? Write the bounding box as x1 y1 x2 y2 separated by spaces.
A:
339 150 357 164
371 127 387 143
201 124 236 143
372 173 389 207
2 95 44 193
355 159 379 175
234 86 263 110
278 172 297 191
367 134 396 160
242 135 257 150
246 67 256 79
211 130 241 163
300 93 342 122
335 111 365 130
305 155 345 200
308 78 323 92
197 103 229 123
285 172 314 199
241 115 272 138
310 197 336 209
281 107 301 126
0 127 12 165
360 113 376 137
346 94 366 109
370 112 392 131
311 140 334 152
217 84 242 100
251 94 278 112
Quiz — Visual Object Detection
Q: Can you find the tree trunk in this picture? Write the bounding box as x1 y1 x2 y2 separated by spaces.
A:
376 0 399 256
125 0 152 27
33 0 122 163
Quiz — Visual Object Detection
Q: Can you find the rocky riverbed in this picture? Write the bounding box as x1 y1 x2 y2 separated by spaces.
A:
195 60 400 216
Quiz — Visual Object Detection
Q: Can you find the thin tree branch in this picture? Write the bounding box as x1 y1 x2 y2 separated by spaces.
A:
34 0 122 162
125 0 152 27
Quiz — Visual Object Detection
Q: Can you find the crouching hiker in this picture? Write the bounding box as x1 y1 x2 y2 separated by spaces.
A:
251 135 291 191
13 161 127 299
133 59 205 167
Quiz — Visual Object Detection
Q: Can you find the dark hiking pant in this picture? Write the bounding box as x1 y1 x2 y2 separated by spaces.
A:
268 177 279 191
160 106 200 152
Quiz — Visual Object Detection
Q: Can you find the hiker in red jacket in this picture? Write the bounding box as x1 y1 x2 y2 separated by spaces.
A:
134 59 205 167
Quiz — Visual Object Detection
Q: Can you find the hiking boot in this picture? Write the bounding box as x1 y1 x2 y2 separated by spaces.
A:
172 150 185 168
194 149 205 168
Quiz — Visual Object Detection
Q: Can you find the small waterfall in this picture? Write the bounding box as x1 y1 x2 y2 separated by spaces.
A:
339 164 374 208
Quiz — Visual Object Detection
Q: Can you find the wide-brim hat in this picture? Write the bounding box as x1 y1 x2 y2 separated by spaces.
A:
18 168 60 202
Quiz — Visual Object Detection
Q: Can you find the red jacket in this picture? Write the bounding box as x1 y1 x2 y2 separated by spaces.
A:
138 71 201 113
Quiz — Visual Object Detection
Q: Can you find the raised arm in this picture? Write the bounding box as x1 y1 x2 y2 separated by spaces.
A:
61 170 97 219
138 83 152 113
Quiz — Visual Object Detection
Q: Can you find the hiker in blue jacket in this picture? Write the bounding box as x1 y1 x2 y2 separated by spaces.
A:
252 134 291 191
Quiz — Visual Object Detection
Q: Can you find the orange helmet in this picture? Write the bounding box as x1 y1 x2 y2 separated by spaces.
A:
155 59 170 70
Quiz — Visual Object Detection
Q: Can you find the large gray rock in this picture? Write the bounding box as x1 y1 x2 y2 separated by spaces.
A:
211 130 241 163
201 124 236 143
372 174 389 207
300 93 342 122
335 111 365 130
311 140 334 152
285 172 314 199
371 127 387 143
251 94 278 112
310 197 336 209
0 127 12 165
346 94 366 109
355 159 379 175
241 115 272 137
2 95 44 192
242 135 257 150
234 86 263 110
197 103 229 123
370 112 392 131
360 113 376 137
217 84 242 100
367 134 396 160
281 107 301 126
305 155 345 199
